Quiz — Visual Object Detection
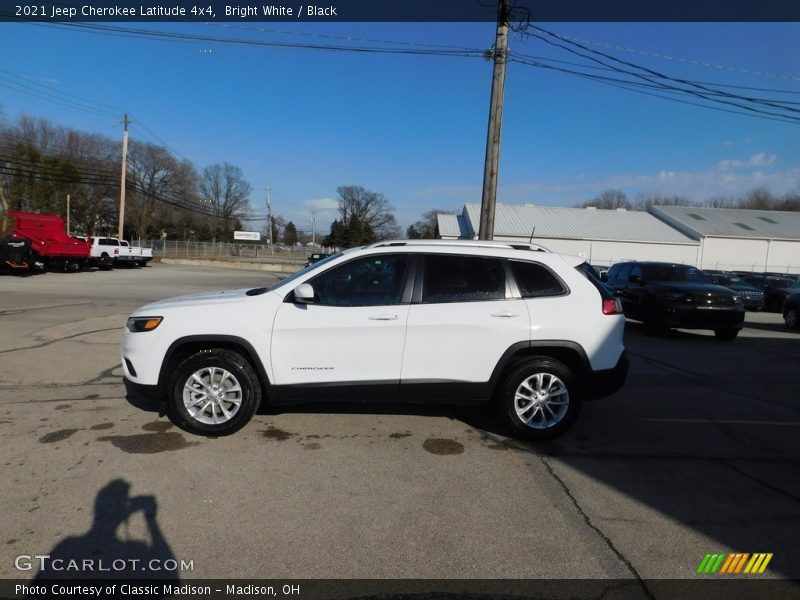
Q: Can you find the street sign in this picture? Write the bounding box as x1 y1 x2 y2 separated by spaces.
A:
234 231 261 241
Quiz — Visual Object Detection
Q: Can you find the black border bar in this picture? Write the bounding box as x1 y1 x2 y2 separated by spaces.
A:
1 0 799 23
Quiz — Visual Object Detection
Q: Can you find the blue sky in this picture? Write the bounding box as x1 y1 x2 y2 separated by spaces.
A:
1 21 799 233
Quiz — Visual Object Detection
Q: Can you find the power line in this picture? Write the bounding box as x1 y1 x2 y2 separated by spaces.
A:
0 77 119 120
20 21 487 58
508 55 800 126
528 26 800 116
548 33 800 84
206 22 483 52
513 26 800 124
0 67 123 113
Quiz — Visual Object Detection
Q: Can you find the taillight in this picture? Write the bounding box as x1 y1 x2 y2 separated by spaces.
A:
114 248 119 255
602 298 623 315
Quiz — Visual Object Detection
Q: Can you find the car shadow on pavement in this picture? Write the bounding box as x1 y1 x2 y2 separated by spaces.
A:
33 479 179 586
259 400 514 437
531 328 800 580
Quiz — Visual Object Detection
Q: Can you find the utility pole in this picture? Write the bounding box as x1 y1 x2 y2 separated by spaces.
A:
265 187 273 255
311 210 316 247
478 0 510 241
66 194 70 235
117 113 129 240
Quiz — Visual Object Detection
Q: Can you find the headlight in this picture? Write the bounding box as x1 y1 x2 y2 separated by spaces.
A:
126 316 163 332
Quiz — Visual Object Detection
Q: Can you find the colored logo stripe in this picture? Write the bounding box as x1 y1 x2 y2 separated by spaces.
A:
697 553 726 574
698 552 773 574
745 553 773 574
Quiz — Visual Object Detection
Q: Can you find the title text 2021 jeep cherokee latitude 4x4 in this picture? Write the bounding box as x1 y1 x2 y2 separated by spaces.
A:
122 240 628 440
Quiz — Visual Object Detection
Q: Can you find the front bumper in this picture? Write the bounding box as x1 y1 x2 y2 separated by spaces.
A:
661 305 745 330
587 352 628 400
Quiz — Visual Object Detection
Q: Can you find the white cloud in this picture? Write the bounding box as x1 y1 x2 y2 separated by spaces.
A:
747 152 776 167
716 152 776 171
716 159 744 171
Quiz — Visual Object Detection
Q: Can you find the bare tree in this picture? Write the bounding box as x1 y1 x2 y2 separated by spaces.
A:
632 193 692 211
578 189 631 210
126 140 182 239
335 185 400 240
408 208 453 238
198 163 252 241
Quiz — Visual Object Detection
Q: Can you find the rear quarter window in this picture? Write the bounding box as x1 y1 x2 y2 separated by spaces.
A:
509 260 567 298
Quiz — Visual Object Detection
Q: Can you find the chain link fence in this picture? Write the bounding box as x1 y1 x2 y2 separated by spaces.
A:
135 239 336 260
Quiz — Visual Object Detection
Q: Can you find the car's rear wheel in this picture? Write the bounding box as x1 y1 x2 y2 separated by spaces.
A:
499 357 581 440
785 307 799 329
714 328 739 340
169 349 261 436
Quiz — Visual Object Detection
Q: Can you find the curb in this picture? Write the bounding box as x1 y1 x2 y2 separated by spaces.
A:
160 257 303 274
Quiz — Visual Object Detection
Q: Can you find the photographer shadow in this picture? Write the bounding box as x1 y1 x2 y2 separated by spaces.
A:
35 479 179 584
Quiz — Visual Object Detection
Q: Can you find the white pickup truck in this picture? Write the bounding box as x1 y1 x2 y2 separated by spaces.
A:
88 237 153 268
121 239 154 266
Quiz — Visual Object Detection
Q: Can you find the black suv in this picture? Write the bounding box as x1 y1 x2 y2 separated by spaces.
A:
736 274 800 313
704 271 765 311
606 262 745 340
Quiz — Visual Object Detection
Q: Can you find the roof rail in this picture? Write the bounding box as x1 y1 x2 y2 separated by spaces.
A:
369 239 550 252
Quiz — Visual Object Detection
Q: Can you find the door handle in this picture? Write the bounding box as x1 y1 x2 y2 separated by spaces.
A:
368 314 399 320
491 311 519 318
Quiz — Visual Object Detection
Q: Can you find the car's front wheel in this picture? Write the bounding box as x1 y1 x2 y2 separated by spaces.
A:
714 328 739 340
499 357 581 440
168 349 261 435
785 307 799 329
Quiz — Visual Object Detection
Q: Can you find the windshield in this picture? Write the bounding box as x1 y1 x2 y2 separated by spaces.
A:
247 252 343 296
714 275 747 286
643 265 707 283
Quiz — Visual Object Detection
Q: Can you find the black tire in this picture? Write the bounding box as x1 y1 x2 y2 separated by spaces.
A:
785 307 799 330
498 357 582 441
714 328 739 340
640 298 668 335
168 349 261 436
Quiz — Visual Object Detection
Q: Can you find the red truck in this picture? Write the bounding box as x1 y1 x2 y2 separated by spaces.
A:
3 211 91 272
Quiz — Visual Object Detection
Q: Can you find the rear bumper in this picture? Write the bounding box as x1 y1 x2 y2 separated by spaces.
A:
587 352 628 400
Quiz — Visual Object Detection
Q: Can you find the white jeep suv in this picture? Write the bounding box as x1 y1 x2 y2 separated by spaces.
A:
122 240 628 440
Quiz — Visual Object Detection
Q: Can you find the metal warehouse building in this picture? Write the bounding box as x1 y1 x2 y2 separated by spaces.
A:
436 203 700 267
649 205 800 274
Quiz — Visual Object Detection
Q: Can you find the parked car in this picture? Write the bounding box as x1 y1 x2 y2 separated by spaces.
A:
122 240 628 440
703 271 765 311
783 292 800 330
304 252 331 268
121 240 154 267
592 265 610 281
737 274 800 312
606 261 744 339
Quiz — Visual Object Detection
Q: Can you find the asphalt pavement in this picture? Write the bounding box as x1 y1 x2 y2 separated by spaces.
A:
1 264 798 590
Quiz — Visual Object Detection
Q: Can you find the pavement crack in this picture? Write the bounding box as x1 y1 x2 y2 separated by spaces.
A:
628 350 800 414
720 460 800 505
537 454 656 600
0 328 120 355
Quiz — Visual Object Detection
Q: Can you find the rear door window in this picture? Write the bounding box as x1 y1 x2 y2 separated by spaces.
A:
421 254 506 303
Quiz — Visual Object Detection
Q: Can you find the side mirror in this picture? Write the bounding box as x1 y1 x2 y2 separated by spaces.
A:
293 283 315 304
